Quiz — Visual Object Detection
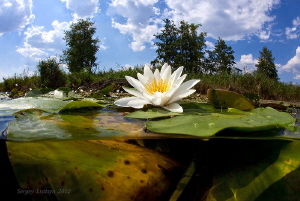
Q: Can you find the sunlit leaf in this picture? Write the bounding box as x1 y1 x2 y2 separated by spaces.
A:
59 100 103 112
25 89 43 97
125 108 182 119
126 103 217 119
7 140 183 201
207 89 255 111
146 107 295 137
0 97 70 115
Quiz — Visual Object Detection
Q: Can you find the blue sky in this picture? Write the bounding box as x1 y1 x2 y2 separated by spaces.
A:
0 0 299 84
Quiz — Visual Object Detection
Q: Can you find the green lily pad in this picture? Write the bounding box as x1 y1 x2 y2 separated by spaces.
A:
207 89 255 111
59 100 103 112
125 108 182 119
25 89 43 97
145 107 295 137
7 140 182 201
126 103 218 119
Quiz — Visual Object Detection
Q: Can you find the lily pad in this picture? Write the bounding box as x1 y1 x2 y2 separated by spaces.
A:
125 108 182 119
25 89 43 97
207 89 255 111
0 97 70 115
6 140 183 201
59 100 103 112
145 107 295 137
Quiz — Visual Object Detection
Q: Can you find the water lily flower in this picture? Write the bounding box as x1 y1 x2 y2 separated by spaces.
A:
114 63 200 112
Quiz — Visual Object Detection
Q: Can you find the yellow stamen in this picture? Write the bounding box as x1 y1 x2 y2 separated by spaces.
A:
145 79 171 95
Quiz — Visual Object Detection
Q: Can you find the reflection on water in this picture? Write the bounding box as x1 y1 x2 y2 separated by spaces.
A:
0 95 299 141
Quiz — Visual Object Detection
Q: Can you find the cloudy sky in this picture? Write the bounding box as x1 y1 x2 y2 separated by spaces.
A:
0 0 299 83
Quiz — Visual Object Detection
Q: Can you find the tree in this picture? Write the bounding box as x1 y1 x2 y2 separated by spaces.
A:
206 37 236 74
152 19 178 67
255 46 278 80
153 19 206 73
37 57 65 88
61 19 100 74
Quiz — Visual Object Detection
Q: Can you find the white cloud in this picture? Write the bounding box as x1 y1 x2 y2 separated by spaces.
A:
205 41 215 51
164 0 280 40
285 16 300 39
281 46 300 79
236 54 258 73
108 0 161 51
99 37 109 50
0 0 35 34
16 43 48 61
60 0 100 20
108 0 280 52
16 20 71 63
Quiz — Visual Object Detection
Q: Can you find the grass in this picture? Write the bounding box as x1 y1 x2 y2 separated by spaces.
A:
192 73 300 102
0 66 299 102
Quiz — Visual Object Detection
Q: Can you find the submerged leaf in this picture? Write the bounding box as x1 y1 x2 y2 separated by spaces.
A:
205 140 300 201
7 140 183 201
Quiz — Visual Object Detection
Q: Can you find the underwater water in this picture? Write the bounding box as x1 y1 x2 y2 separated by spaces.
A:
0 97 300 201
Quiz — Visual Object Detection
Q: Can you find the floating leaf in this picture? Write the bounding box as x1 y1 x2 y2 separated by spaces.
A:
7 140 183 201
125 108 182 119
207 89 255 111
181 102 217 113
25 89 43 97
126 103 217 119
59 100 103 112
0 97 70 114
146 107 295 137
99 84 115 96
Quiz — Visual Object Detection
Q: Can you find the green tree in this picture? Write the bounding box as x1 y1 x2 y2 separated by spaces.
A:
206 37 236 74
152 19 178 67
153 19 206 73
255 46 278 80
61 19 100 74
37 57 65 88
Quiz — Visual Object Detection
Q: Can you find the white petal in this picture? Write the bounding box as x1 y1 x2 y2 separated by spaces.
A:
114 97 139 107
173 74 187 87
169 66 184 85
144 64 154 78
168 79 199 103
161 64 172 80
168 89 196 103
137 73 148 85
125 76 144 92
176 79 200 92
128 99 150 108
123 87 145 99
142 91 155 101
163 103 183 113
154 69 161 81
160 63 169 75
151 92 163 106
